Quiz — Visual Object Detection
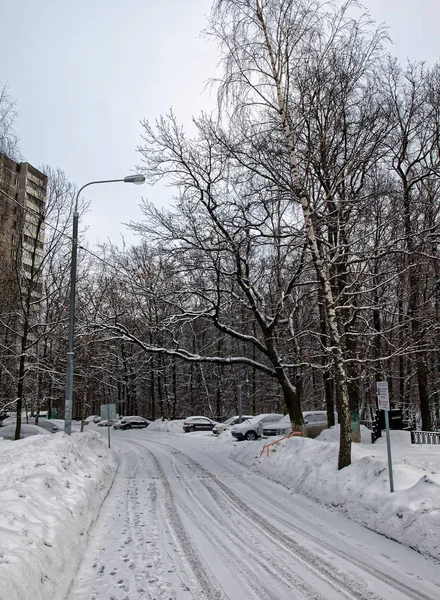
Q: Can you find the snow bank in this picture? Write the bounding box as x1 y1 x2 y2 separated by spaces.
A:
148 418 185 434
228 425 440 561
0 424 51 439
0 431 117 600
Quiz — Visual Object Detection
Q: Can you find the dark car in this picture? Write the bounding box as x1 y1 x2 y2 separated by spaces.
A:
113 416 150 430
183 416 218 433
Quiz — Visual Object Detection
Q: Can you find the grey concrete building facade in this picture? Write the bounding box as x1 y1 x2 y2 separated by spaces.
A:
0 152 47 411
0 151 47 292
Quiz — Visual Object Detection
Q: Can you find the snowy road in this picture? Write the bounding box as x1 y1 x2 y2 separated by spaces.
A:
68 431 440 600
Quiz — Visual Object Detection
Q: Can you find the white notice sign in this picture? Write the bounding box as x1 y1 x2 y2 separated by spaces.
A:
376 381 390 411
100 403 116 421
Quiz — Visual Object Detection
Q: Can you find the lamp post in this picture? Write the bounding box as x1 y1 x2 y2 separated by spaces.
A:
64 175 145 435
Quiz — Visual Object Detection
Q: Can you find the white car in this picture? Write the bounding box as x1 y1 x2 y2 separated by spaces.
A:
25 418 60 433
262 411 329 438
84 415 101 425
212 415 254 435
97 419 116 427
230 413 283 441
0 424 51 440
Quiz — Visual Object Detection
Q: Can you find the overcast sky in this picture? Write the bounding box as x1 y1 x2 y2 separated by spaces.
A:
1 0 439 247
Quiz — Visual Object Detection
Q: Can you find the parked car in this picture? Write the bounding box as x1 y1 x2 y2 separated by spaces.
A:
26 418 60 433
212 415 254 435
113 416 150 430
0 424 51 440
84 415 101 425
97 419 116 427
262 411 329 438
183 416 218 433
230 413 284 441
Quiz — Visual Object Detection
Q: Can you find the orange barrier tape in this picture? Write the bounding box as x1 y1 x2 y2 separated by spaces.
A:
260 431 303 457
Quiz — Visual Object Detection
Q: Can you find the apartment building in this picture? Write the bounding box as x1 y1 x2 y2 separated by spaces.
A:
0 151 47 291
0 152 48 410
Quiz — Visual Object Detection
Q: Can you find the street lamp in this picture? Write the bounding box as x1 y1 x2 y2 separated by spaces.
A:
64 175 146 435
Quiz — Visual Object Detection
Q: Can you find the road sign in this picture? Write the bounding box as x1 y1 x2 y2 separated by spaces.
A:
376 381 394 492
100 404 116 422
100 404 116 449
376 381 390 411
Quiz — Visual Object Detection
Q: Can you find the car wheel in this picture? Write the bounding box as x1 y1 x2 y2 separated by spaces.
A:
245 431 257 441
188 426 195 433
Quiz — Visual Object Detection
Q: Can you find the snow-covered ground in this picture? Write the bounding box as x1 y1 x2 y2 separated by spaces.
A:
151 419 440 561
0 418 439 599
229 425 440 562
0 426 116 600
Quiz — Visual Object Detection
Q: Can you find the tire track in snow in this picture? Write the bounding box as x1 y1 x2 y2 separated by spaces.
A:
142 446 229 600
189 443 440 599
145 438 438 600
177 478 327 599
134 443 300 599
145 440 377 600
119 439 227 600
216 467 440 600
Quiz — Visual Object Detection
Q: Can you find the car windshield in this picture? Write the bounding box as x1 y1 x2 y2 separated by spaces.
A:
248 415 269 424
303 412 326 422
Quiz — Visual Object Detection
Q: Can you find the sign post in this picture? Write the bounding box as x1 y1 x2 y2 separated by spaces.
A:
100 403 116 449
237 365 243 423
376 381 394 493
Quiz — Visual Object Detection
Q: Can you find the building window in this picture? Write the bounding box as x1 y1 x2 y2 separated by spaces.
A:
26 192 44 212
27 179 45 194
23 234 44 250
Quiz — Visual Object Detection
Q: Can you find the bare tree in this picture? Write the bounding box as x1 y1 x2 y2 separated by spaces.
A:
133 112 314 431
203 0 390 467
0 84 19 159
0 167 74 438
381 60 440 431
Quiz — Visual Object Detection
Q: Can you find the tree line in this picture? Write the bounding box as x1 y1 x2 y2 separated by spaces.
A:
0 1 439 469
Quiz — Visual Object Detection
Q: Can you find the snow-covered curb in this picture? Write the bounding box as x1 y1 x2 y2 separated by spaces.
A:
0 431 117 600
148 418 186 434
227 426 440 562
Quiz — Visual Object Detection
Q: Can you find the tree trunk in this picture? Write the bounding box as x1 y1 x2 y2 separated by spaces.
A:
256 3 351 467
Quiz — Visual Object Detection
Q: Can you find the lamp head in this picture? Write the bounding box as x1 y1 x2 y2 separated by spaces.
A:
124 174 146 185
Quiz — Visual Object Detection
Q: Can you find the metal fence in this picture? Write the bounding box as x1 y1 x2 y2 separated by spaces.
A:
410 431 440 445
362 411 416 444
